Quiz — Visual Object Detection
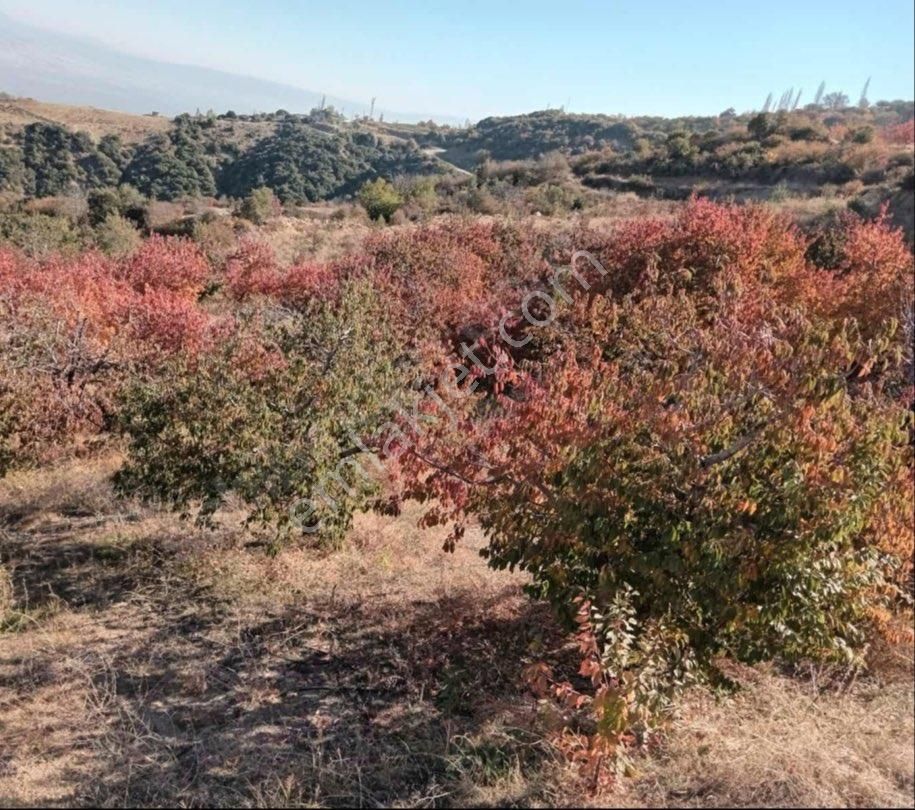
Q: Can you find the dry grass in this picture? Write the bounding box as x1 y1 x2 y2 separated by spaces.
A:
1 458 912 808
623 665 914 808
257 212 375 264
0 98 172 143
0 459 573 807
0 97 275 148
768 194 847 225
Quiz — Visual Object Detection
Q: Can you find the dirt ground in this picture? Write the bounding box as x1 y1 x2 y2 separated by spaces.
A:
1 457 913 808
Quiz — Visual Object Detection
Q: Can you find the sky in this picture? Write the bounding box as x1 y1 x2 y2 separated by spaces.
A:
1 0 913 120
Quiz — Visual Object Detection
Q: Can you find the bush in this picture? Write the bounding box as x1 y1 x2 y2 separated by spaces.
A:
789 125 827 142
115 281 408 546
0 209 85 256
239 186 280 224
87 185 147 227
0 237 222 475
94 214 142 257
192 215 238 268
850 126 876 144
524 183 581 215
392 202 914 750
357 178 403 222
881 119 915 145
748 112 777 140
119 234 210 296
397 176 439 215
88 188 123 226
465 186 502 215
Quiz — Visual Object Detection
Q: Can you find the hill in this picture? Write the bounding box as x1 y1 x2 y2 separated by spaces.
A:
0 96 912 241
0 105 443 203
0 96 173 143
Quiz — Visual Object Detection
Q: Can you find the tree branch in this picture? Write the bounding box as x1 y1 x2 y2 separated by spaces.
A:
699 424 765 468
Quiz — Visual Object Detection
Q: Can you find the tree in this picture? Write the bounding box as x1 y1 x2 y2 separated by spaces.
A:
115 280 409 547
122 122 216 201
387 203 914 750
239 186 280 224
0 236 218 474
17 123 123 197
823 91 850 110
748 112 776 140
88 185 148 229
88 188 123 226
0 147 28 194
20 123 81 197
217 121 435 203
357 177 403 222
94 214 141 257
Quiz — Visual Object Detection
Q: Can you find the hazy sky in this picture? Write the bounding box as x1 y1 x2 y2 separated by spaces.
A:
2 0 913 119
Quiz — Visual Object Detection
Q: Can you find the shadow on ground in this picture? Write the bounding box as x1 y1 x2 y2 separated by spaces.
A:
1 511 573 808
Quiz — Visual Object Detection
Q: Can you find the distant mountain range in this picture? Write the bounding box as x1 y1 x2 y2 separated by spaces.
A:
0 13 463 125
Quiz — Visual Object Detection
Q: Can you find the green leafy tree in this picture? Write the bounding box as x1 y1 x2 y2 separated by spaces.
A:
0 147 28 194
218 121 436 203
823 91 850 110
0 209 85 256
122 123 216 200
358 178 403 221
115 281 409 547
87 188 123 226
239 186 280 224
18 123 122 197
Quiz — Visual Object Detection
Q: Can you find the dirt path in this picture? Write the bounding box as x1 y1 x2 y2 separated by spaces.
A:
422 148 474 176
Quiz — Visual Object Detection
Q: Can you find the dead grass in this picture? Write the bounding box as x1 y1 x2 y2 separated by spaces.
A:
1 458 912 808
581 193 681 228
257 213 375 264
622 666 914 808
767 193 848 226
0 98 171 143
0 456 124 526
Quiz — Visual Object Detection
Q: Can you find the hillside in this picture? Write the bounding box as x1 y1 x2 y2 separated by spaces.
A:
1 3 913 807
0 103 443 203
2 98 912 208
0 97 172 143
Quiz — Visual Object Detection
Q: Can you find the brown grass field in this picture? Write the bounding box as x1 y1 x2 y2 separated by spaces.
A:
1 457 912 808
0 98 172 143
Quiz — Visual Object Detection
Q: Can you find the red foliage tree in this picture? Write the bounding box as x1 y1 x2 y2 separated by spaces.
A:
119 234 210 298
380 202 913 756
0 238 220 471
